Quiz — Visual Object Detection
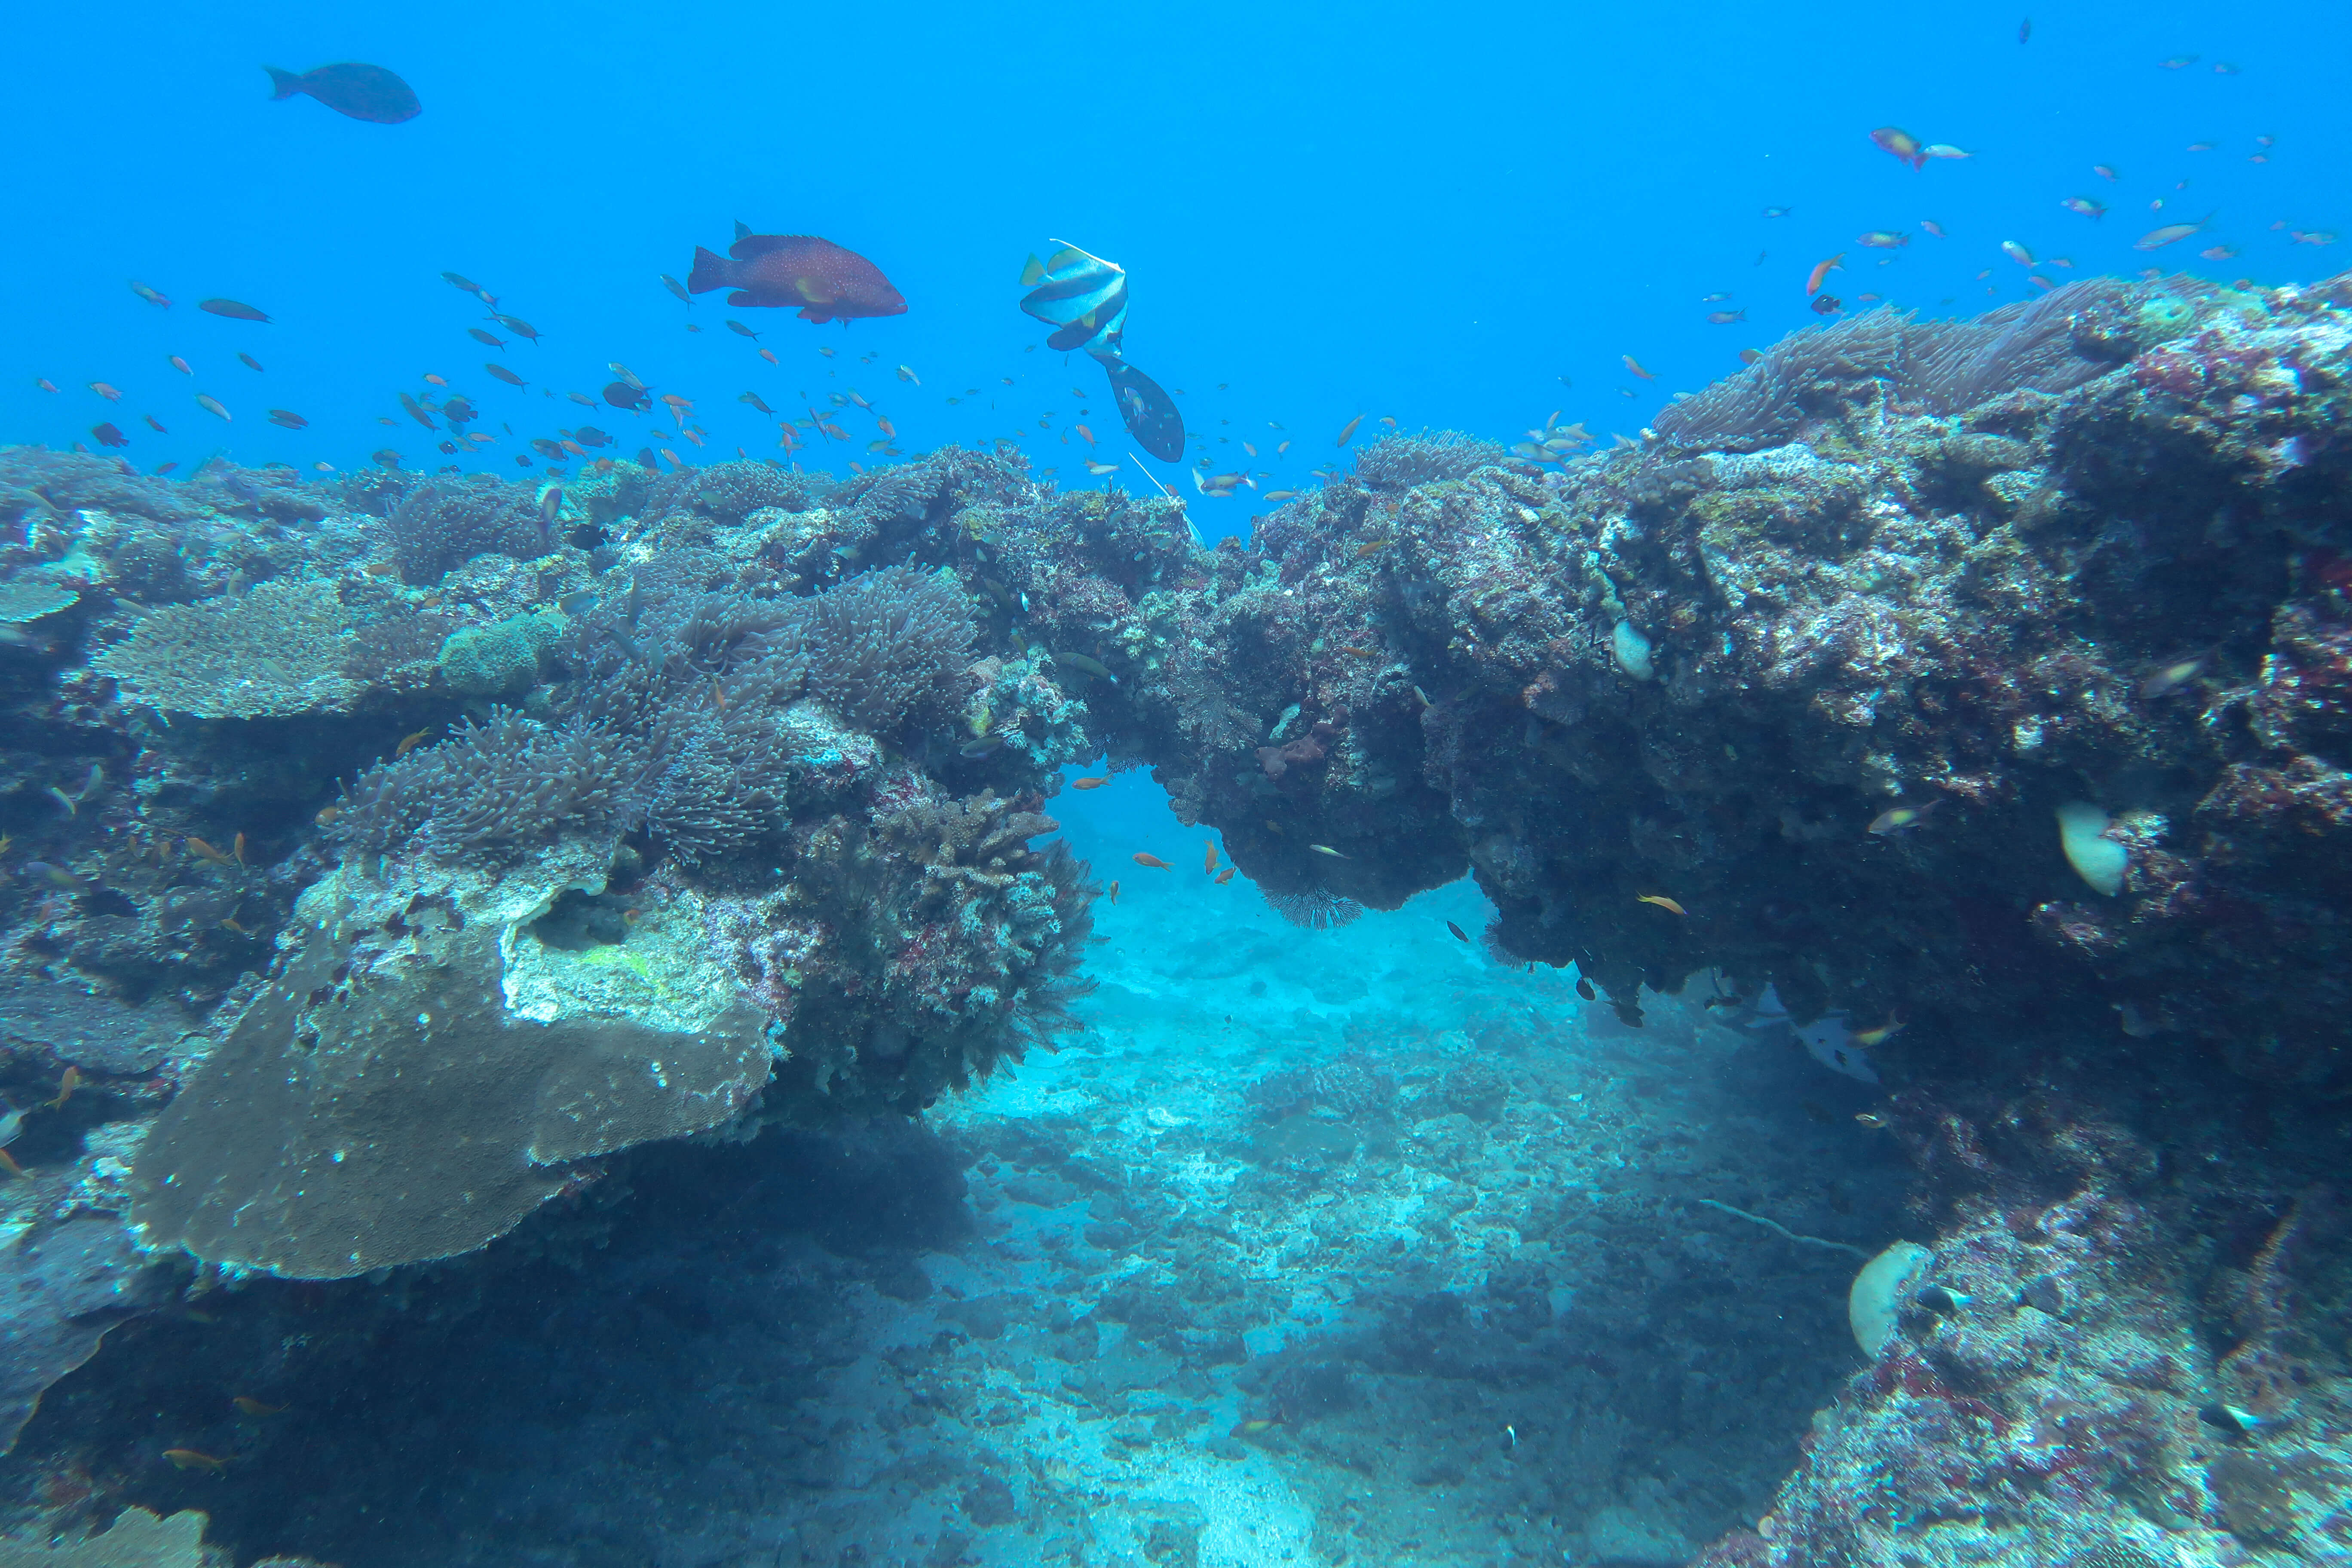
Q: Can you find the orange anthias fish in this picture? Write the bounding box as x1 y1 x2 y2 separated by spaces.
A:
1133 852 1171 870
687 233 906 324
1851 1014 1907 1048
1869 126 1927 170
162 1449 229 1474
1216 867 1235 885
1867 799 1944 836
1204 839 1219 875
1804 254 1845 296
46 1067 79 1111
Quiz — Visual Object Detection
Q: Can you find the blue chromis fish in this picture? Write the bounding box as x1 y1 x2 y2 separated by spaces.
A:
1018 242 1130 356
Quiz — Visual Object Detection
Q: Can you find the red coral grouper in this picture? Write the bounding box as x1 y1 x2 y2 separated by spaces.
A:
687 233 906 324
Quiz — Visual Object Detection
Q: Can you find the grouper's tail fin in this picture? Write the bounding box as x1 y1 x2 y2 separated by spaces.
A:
686 246 731 295
263 67 303 101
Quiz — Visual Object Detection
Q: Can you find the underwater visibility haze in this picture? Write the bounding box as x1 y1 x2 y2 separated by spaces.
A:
0 0 2350 1563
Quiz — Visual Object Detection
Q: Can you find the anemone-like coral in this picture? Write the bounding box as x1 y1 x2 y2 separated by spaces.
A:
1909 279 2140 413
644 459 821 523
1656 280 2165 451
383 475 549 583
801 564 976 734
332 710 621 861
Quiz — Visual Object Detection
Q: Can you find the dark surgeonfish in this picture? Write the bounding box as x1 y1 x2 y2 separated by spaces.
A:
1101 359 1185 463
687 233 906 324
264 63 422 125
1017 241 1185 462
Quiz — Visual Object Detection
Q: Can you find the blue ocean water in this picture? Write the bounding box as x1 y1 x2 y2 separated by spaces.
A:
3 3 2349 1564
4 0 2344 523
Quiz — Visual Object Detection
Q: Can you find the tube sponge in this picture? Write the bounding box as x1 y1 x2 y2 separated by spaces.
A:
1848 1240 1933 1357
2056 801 2129 897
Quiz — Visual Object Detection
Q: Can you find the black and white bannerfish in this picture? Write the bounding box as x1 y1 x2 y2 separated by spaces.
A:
1020 242 1130 353
1017 242 1185 462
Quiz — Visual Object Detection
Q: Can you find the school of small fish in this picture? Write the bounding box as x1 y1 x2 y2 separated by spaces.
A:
21 24 2328 602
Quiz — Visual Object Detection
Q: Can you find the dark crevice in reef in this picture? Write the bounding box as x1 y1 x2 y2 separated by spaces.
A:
9 1121 969 1568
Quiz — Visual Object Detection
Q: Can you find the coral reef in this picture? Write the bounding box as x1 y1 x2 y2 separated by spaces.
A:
1 268 2350 1564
